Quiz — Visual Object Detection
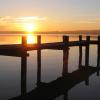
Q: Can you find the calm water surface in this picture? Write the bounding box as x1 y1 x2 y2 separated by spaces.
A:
0 34 100 100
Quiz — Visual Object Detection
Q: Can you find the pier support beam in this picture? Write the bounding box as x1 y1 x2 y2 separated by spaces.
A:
62 36 69 76
37 36 42 86
85 36 90 67
85 36 90 86
22 36 27 47
21 54 27 96
22 36 27 51
97 36 100 76
79 35 82 68
21 36 27 96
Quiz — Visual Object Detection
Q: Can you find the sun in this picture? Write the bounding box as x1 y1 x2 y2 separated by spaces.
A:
24 23 36 32
27 34 37 44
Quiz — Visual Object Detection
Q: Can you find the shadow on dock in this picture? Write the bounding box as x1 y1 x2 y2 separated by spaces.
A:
8 35 100 100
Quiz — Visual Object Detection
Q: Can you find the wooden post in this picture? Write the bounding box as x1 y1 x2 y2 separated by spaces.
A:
22 36 27 51
21 54 27 96
62 36 69 76
79 35 82 68
21 36 27 95
85 36 90 67
37 35 41 45
37 35 41 86
97 36 100 76
85 36 90 86
63 36 69 46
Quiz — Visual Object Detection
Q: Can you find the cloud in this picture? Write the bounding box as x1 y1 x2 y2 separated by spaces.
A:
0 16 47 24
76 18 100 24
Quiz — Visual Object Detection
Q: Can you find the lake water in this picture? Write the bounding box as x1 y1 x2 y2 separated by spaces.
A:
0 33 100 100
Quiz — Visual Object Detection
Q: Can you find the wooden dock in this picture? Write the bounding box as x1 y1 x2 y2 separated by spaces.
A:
0 35 100 57
0 35 100 100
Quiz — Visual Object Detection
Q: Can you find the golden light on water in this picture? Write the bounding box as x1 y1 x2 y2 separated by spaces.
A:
27 34 37 44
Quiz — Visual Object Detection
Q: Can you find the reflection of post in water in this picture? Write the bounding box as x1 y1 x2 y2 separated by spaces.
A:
62 36 69 76
37 36 41 86
79 35 82 68
97 36 100 76
21 36 27 96
85 36 90 86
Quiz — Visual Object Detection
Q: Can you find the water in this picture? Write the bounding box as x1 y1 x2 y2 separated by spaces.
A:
0 33 100 100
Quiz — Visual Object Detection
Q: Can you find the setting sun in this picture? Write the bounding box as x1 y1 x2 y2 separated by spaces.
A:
27 34 37 44
24 23 36 32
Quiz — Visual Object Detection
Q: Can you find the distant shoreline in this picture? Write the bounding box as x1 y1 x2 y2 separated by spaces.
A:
0 30 100 35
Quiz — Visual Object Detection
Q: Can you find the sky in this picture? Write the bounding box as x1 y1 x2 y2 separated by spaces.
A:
0 0 100 31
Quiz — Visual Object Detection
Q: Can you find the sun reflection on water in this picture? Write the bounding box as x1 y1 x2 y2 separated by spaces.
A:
26 33 37 44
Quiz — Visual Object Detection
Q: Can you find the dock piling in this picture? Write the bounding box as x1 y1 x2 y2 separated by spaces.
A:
37 36 42 86
62 36 69 76
85 36 90 86
63 36 69 46
22 36 27 51
97 36 100 76
85 36 90 67
21 54 27 96
79 35 82 68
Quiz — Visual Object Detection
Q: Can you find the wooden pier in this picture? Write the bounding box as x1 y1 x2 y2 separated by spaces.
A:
0 35 99 57
0 35 100 100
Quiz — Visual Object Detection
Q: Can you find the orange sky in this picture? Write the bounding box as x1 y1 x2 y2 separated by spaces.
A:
0 0 100 32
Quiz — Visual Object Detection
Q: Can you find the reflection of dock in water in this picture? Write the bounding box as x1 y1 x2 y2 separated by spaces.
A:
0 35 99 100
8 35 100 100
10 66 99 100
